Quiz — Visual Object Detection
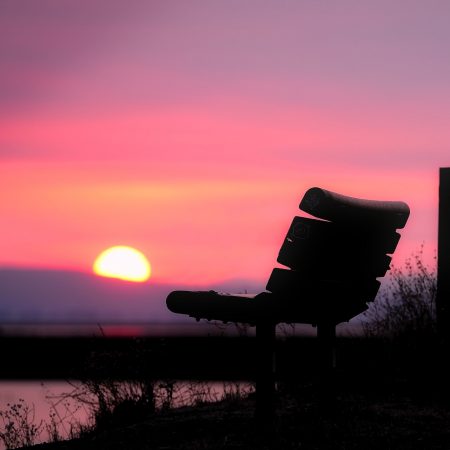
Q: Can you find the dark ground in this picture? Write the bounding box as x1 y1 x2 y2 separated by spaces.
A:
27 384 450 450
27 370 450 449
11 335 450 449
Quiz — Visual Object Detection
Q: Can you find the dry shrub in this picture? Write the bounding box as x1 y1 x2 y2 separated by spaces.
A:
0 399 42 449
362 245 437 340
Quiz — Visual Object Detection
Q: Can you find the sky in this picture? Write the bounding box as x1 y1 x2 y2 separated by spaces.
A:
1 0 450 292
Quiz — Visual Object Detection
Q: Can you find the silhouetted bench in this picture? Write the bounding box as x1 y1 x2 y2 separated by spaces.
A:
166 187 410 425
167 187 409 326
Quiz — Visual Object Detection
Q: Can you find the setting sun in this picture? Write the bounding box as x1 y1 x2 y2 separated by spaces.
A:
93 246 151 282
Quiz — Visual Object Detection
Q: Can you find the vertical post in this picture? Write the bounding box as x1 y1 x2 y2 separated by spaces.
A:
255 321 276 430
317 321 336 411
437 168 450 345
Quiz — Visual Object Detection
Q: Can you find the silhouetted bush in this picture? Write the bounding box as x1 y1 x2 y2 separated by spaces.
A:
362 245 437 340
0 399 42 449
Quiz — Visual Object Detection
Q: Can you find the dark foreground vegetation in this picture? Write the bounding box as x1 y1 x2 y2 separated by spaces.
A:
3 248 449 449
14 358 450 450
5 335 450 448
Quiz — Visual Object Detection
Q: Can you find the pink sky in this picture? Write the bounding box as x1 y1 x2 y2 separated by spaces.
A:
1 0 449 285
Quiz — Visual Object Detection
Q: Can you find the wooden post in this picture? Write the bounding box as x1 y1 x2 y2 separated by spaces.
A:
255 321 276 430
437 168 450 344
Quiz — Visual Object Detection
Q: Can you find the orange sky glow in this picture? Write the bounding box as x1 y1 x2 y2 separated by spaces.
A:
1 0 449 287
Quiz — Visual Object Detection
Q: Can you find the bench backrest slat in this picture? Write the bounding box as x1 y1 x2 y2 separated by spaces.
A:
265 187 410 323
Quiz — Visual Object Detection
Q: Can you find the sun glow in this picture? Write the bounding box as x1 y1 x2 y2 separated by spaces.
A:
93 246 151 282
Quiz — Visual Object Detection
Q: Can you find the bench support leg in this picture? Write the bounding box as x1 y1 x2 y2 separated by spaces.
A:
317 322 336 411
255 321 276 430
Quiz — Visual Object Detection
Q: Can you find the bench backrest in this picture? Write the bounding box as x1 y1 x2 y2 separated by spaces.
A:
265 187 410 324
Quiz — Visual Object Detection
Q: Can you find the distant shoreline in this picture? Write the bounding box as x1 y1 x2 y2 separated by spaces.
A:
0 321 363 338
